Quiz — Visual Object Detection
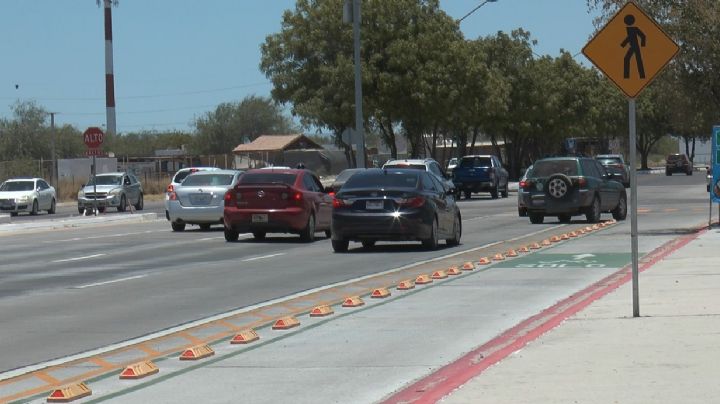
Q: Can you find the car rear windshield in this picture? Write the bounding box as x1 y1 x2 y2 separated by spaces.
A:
335 169 362 183
172 171 194 183
459 157 491 168
597 158 622 165
182 174 235 186
239 173 296 185
0 181 34 191
666 155 685 162
343 172 419 190
383 163 425 170
531 160 579 177
87 175 123 186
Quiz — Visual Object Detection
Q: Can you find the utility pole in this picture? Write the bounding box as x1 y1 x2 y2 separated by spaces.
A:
99 0 118 137
49 112 58 187
343 0 365 168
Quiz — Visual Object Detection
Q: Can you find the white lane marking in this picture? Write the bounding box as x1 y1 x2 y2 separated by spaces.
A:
52 253 106 263
74 275 146 289
198 237 224 241
242 253 285 262
0 224 565 382
43 230 160 243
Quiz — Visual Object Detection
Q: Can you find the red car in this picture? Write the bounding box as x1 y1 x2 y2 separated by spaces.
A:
223 168 333 242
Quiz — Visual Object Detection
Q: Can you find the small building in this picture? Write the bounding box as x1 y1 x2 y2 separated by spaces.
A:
233 134 327 171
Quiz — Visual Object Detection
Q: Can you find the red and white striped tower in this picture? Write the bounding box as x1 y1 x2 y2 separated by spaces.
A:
101 0 117 136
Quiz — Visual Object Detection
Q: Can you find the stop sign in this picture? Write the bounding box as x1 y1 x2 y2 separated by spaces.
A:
83 127 104 148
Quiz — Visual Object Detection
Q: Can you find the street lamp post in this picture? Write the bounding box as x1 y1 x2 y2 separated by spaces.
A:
457 0 498 23
344 0 365 168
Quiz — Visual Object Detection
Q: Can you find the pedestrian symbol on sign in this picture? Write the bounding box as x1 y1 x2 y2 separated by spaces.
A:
621 14 646 79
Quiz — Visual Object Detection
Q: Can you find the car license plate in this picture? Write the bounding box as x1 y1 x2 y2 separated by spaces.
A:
190 194 212 205
252 214 268 223
366 200 384 210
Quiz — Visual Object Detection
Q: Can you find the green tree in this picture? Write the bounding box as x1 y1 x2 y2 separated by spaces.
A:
0 100 50 160
192 95 296 155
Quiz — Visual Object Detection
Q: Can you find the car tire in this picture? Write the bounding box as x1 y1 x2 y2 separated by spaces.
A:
97 207 106 213
585 196 601 223
687 170 693 176
332 239 349 252
361 240 376 249
135 193 144 210
529 212 544 224
253 231 266 241
171 222 186 232
30 200 38 215
299 213 316 242
48 198 56 214
10 212 18 217
224 226 239 242
490 183 499 199
501 183 509 198
78 207 84 215
422 217 439 250
446 214 462 246
464 190 472 200
558 214 572 223
665 170 671 176
518 207 527 217
199 224 211 231
612 192 628 221
546 174 572 200
324 229 332 238
117 195 127 212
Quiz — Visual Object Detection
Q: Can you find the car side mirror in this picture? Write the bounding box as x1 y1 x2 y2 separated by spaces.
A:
81 184 85 188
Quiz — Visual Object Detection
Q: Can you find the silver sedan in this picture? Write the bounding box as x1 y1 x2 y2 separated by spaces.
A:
167 170 243 231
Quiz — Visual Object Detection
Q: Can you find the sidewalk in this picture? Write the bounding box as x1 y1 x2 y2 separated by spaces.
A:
441 227 720 404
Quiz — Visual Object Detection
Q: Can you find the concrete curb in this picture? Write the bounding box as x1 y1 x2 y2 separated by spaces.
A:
0 213 158 233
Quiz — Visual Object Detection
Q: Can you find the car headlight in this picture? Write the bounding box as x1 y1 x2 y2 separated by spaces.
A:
17 195 31 202
108 188 122 196
78 190 85 198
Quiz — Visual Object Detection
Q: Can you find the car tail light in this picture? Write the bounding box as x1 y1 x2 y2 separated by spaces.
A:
574 177 587 188
520 180 533 190
293 192 302 202
168 191 177 200
224 190 235 206
398 196 425 208
333 198 349 208
166 184 174 193
328 191 335 198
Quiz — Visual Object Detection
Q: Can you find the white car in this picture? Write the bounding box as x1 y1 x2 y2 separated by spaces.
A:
164 167 219 220
0 177 57 216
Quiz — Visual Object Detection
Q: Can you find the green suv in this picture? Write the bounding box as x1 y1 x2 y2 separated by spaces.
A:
518 157 627 224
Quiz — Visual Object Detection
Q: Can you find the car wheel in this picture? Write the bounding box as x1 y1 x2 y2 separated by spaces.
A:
362 240 376 249
199 224 211 231
97 206 106 213
48 198 56 214
687 170 693 176
585 196 601 223
464 190 472 200
10 212 18 217
325 229 332 238
421 217 439 250
253 231 266 241
30 200 38 215
612 192 628 221
665 170 671 176
135 193 144 210
171 222 186 232
299 213 316 242
547 174 571 200
78 206 84 214
224 226 239 242
446 214 462 246
490 183 499 199
529 212 544 224
332 239 349 253
558 214 572 223
501 183 509 198
117 195 127 212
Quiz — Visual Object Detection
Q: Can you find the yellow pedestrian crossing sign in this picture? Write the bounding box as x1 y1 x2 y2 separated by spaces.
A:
582 1 679 98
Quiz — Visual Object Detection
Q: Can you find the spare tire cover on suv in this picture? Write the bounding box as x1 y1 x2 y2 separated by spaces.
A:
546 174 572 199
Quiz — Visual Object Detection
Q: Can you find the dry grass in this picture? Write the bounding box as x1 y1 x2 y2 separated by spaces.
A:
56 178 168 202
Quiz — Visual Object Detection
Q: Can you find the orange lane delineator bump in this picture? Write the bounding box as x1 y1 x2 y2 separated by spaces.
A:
47 382 92 403
179 344 215 360
371 288 391 298
550 235 561 242
518 246 530 253
560 233 570 240
415 274 433 284
541 239 552 246
342 296 365 307
309 305 334 317
592 224 600 230
431 270 448 279
492 253 505 261
475 258 489 266
397 279 415 290
446 266 462 276
119 360 159 380
230 328 260 344
505 249 518 257
569 231 578 237
577 228 586 234
272 316 300 330
585 226 593 232
529 242 541 250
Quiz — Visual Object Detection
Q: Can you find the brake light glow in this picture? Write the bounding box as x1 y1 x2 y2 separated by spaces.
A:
293 192 302 201
166 184 174 193
520 180 533 190
224 190 235 206
333 198 349 208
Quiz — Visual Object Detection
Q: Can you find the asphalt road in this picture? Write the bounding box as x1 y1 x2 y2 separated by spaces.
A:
0 173 708 374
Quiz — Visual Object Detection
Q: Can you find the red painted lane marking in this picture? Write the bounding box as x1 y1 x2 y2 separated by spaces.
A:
381 229 704 404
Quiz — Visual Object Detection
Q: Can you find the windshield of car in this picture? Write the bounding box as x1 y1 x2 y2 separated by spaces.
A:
597 158 622 165
239 173 296 185
531 160 579 177
343 172 419 190
459 157 491 168
383 163 426 171
86 175 122 186
0 181 34 191
182 174 235 186
335 169 362 183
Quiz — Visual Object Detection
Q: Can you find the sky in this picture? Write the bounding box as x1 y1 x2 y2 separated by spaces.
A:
0 0 600 135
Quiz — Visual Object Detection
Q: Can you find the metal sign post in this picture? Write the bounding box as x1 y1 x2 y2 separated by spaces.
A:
711 126 720 227
629 99 639 316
